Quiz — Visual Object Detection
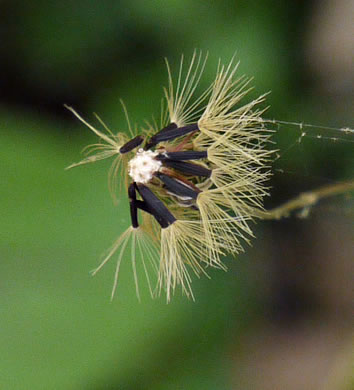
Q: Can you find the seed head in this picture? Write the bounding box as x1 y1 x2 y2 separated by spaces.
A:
68 51 274 301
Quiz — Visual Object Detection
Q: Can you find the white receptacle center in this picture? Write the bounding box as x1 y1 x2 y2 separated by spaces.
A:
128 149 162 184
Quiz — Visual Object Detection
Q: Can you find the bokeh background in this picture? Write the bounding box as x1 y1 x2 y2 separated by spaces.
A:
1 1 353 389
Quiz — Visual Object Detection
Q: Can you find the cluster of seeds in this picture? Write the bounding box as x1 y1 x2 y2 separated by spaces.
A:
67 52 273 301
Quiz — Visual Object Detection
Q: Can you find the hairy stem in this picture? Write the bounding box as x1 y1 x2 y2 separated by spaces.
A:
258 180 354 220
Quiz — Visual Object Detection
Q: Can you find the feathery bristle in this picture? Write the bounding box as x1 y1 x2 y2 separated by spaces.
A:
159 220 222 302
65 105 138 201
91 226 159 300
196 189 253 254
164 50 211 127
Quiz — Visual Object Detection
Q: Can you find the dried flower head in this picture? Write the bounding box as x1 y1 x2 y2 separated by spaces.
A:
67 52 276 301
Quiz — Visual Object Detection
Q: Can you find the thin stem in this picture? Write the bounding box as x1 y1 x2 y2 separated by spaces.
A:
258 180 354 220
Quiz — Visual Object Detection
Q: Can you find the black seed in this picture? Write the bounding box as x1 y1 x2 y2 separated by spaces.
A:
146 123 199 148
119 135 144 154
136 183 176 228
162 160 211 178
156 150 208 161
128 182 137 200
156 173 199 199
128 183 139 228
135 200 152 214
145 123 178 149
156 122 178 134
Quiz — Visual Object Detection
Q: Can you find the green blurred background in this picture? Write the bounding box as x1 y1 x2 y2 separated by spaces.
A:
1 1 353 389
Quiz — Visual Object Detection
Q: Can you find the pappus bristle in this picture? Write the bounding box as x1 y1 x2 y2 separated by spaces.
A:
91 226 159 300
65 103 140 202
160 220 219 301
196 188 253 255
164 50 211 127
65 106 128 167
187 57 273 257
